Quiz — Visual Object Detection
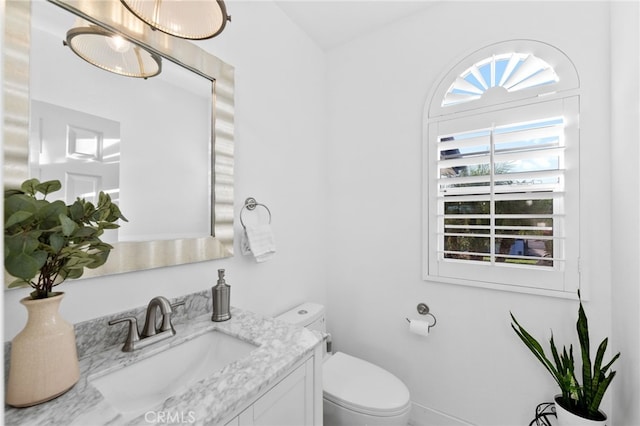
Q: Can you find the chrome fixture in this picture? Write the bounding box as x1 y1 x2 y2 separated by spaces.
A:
141 296 183 337
64 24 162 79
109 296 185 352
120 0 231 40
405 303 438 330
239 197 272 229
211 269 231 322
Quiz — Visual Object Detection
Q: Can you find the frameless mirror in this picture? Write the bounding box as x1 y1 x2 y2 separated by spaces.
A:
3 0 235 282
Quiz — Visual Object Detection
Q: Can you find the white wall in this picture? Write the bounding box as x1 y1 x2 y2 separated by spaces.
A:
610 1 640 425
326 2 627 425
4 1 329 338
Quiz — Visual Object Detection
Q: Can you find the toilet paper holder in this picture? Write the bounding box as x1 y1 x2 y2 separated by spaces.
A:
406 303 437 329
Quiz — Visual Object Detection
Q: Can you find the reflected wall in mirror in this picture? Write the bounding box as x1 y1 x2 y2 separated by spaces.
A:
3 0 235 284
30 1 212 242
30 100 122 243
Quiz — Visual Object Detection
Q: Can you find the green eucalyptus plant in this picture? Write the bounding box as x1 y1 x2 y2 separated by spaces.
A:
511 291 620 420
4 178 127 299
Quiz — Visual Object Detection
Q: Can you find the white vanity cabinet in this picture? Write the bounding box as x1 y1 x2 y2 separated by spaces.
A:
224 346 323 426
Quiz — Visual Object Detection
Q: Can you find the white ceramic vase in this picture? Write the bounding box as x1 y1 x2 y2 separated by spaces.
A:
554 396 608 426
6 292 80 407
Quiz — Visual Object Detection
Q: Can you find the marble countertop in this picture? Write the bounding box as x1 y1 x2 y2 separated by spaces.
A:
4 306 323 426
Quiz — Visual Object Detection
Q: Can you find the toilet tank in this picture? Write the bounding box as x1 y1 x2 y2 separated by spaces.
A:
276 302 326 334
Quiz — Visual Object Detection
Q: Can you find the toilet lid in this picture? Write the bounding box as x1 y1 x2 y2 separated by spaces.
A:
323 352 411 417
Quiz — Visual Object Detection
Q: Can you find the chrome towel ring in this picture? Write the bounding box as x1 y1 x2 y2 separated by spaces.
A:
240 197 272 229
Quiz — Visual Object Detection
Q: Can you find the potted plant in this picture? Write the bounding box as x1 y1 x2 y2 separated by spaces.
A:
4 178 126 407
510 292 620 425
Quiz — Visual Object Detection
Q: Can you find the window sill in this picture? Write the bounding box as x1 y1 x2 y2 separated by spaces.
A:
423 274 580 300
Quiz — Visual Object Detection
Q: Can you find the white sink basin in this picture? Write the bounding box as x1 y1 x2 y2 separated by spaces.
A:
90 330 258 420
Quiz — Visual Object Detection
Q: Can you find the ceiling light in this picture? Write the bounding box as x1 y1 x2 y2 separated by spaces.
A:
105 35 131 53
65 25 162 79
119 0 230 40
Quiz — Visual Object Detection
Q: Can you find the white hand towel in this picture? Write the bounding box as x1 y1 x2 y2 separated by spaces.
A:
243 224 276 262
240 230 252 255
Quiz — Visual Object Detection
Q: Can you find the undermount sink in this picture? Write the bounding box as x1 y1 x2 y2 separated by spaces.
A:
89 330 258 420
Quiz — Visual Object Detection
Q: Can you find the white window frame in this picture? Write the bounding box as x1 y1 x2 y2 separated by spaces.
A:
423 40 581 298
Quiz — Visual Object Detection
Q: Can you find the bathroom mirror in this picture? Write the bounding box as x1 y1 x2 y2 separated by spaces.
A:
3 0 235 282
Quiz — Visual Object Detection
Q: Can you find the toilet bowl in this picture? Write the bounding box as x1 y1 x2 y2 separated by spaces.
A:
276 303 411 426
323 351 411 425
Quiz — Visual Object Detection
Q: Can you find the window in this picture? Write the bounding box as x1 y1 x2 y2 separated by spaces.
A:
442 52 559 107
424 41 580 296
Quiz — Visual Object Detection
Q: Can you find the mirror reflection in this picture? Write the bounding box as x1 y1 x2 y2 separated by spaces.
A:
30 0 212 243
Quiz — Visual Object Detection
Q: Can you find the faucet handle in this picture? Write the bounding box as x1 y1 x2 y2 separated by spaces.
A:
171 300 186 310
162 301 185 333
108 316 140 352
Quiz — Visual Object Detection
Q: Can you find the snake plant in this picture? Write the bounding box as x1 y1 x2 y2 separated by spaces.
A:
510 291 620 420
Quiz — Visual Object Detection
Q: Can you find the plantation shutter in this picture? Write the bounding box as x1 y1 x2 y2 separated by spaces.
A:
427 98 579 293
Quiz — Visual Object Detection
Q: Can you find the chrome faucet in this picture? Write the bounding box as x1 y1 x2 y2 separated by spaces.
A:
109 296 185 352
141 296 178 337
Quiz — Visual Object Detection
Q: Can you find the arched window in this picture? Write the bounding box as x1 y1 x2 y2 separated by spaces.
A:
423 40 581 296
441 53 559 107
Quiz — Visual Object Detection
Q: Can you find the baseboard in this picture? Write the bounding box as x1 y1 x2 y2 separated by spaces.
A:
409 402 475 426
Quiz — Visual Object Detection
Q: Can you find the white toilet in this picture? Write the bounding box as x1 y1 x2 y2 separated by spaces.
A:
277 303 411 426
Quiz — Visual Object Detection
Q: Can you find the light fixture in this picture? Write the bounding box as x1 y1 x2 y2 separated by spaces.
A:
65 25 162 79
119 0 230 40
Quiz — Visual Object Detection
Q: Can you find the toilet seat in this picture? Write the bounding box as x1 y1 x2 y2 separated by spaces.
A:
323 352 411 417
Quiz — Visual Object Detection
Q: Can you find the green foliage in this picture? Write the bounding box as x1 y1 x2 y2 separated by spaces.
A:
510 291 620 420
4 179 127 299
